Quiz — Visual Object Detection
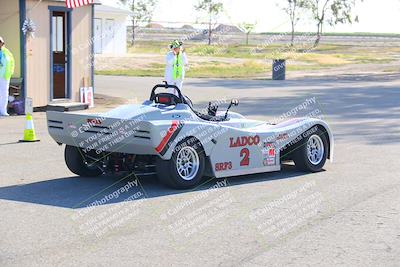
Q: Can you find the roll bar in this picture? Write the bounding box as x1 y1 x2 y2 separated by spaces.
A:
150 81 184 103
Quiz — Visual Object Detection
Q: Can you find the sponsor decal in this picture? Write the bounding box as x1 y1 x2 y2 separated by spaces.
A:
215 162 232 172
87 118 103 126
262 142 276 166
276 133 288 141
229 135 260 148
155 121 184 156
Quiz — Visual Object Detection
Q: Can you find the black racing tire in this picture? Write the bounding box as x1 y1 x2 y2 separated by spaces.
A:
65 145 103 177
156 137 205 189
293 127 328 172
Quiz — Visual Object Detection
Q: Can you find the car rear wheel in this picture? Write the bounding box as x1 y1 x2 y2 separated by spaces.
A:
293 128 328 172
156 138 205 189
65 145 103 177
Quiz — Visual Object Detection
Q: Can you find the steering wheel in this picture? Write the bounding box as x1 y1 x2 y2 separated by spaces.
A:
150 82 184 105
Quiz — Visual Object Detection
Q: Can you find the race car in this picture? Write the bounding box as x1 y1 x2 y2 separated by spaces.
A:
46 83 334 189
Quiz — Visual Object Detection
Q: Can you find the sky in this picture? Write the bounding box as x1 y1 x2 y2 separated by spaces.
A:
102 0 400 33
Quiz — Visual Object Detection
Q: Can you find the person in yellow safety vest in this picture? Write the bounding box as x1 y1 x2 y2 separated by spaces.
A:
164 40 188 95
0 36 15 116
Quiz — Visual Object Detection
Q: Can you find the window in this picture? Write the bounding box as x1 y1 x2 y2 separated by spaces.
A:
52 15 64 52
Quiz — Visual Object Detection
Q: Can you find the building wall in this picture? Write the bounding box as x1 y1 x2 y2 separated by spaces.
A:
94 12 128 55
26 0 93 107
26 0 55 107
70 5 93 102
0 0 21 78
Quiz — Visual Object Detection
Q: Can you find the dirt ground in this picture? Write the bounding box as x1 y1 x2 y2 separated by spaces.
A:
95 53 400 79
95 37 400 79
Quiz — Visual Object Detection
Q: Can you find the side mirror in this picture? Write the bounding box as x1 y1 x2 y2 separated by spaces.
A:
225 99 240 119
231 99 239 106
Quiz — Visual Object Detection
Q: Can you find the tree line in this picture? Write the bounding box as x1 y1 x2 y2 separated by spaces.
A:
119 0 361 47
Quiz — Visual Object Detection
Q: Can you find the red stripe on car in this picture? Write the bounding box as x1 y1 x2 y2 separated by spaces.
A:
155 121 179 153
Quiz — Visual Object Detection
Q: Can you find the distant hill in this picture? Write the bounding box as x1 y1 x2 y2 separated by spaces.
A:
181 24 195 30
189 24 243 41
215 24 242 33
146 23 164 29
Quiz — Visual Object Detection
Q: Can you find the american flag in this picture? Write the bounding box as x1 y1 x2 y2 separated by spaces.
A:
66 0 94 8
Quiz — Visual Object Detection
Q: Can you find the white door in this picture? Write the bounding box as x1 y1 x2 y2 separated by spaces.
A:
103 19 115 53
94 18 102 54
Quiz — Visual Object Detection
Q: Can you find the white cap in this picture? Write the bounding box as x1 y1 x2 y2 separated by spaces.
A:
0 36 4 43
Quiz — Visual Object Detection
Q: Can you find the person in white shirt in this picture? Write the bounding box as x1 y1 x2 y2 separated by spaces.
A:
164 40 188 95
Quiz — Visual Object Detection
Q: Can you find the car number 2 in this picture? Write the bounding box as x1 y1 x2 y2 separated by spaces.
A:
240 148 250 166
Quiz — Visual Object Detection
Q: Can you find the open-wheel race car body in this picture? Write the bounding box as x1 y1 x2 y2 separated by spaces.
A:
47 83 334 189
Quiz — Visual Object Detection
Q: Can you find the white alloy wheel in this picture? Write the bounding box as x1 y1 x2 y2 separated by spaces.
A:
307 134 325 165
176 146 200 181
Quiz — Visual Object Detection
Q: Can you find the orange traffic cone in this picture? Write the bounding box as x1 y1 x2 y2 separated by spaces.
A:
19 113 40 142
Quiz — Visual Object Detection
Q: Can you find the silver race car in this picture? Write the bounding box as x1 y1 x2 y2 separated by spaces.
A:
47 83 334 189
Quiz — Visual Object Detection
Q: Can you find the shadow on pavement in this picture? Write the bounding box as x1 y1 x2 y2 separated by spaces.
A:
194 81 400 145
0 164 309 209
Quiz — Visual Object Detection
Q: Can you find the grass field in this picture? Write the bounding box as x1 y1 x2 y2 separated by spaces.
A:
95 41 399 78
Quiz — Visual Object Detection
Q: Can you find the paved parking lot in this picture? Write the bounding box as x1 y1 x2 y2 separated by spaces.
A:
1 74 399 266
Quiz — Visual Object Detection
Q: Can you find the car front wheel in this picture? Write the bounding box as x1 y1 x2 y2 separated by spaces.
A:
293 128 328 172
156 137 205 189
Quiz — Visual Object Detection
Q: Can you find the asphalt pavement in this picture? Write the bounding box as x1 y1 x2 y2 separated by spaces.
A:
0 74 399 266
